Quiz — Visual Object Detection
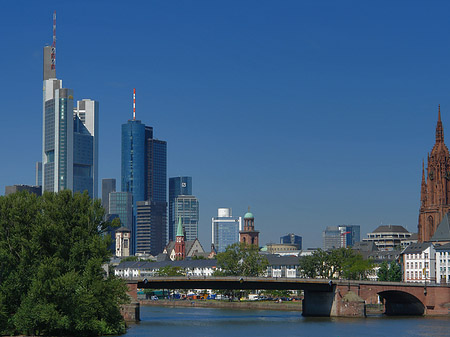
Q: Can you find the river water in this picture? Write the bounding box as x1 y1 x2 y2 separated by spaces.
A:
116 305 450 337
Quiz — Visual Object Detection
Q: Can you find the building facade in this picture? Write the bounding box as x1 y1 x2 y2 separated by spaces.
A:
109 192 133 231
115 227 131 257
5 185 42 196
323 225 360 250
173 195 199 241
169 176 192 241
101 178 116 215
401 242 436 283
436 243 450 284
212 208 242 253
363 225 413 251
121 116 167 254
419 107 450 242
42 37 98 198
136 200 167 256
280 233 302 250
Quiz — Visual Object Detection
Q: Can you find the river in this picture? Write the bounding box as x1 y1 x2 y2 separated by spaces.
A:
116 305 450 337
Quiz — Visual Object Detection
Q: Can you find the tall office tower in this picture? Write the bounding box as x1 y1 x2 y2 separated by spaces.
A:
169 177 192 241
323 225 360 250
212 208 242 253
109 192 133 231
73 99 99 198
136 200 167 255
35 162 42 187
102 178 116 215
121 90 167 254
42 13 98 198
280 233 303 250
173 195 199 241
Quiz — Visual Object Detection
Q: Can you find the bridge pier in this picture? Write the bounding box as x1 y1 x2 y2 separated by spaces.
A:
121 281 140 322
303 286 366 317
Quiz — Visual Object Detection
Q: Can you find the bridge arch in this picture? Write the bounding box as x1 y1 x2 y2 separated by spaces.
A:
378 290 425 316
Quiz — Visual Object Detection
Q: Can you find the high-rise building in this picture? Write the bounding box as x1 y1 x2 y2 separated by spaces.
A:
323 225 361 250
109 192 133 231
35 162 42 187
173 195 199 241
73 99 99 198
280 233 303 250
212 208 242 253
121 92 167 254
169 176 192 241
41 14 98 199
419 106 450 242
5 185 42 196
102 178 116 215
136 200 167 256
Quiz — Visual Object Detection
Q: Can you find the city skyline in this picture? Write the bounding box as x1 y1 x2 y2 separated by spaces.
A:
3 1 450 249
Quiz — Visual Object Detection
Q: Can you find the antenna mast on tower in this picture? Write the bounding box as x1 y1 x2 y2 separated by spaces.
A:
51 11 56 71
133 88 136 120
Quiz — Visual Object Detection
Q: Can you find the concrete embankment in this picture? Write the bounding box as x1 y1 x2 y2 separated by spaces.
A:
140 299 303 311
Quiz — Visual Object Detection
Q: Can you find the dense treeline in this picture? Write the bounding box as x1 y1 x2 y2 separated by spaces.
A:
298 248 374 280
0 191 128 336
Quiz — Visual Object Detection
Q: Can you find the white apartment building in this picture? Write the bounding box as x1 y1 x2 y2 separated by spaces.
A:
401 242 436 283
436 243 450 284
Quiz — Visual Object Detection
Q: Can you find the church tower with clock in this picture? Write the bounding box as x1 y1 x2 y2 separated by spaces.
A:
418 106 450 242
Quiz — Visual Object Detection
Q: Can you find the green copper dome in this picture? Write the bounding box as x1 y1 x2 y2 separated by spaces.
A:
244 212 254 219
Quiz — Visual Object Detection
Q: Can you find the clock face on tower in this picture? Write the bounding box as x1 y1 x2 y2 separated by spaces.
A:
429 170 434 181
445 171 450 180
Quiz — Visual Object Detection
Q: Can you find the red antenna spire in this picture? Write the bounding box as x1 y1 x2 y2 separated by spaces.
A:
133 88 136 120
51 11 56 71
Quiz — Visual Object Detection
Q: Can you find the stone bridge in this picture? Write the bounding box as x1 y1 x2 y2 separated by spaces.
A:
125 276 450 317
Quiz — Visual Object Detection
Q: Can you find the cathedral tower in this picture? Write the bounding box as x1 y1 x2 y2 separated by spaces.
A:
418 106 450 242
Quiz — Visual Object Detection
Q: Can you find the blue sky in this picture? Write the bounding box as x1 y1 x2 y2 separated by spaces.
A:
1 0 450 249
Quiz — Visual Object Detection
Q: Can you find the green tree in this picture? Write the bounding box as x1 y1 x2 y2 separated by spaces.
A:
214 243 268 277
157 266 184 276
387 262 402 282
0 191 128 336
377 261 390 281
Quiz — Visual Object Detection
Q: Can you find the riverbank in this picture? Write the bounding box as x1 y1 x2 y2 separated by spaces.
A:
139 299 385 315
140 299 303 311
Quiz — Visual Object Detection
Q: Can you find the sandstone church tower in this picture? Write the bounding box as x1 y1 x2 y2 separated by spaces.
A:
418 106 450 242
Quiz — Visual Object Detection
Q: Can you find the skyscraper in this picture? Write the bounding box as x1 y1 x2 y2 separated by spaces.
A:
109 192 133 231
212 208 242 252
169 176 192 241
280 233 303 250
323 225 360 250
173 195 199 241
42 13 98 198
136 200 167 255
102 178 116 215
121 90 167 254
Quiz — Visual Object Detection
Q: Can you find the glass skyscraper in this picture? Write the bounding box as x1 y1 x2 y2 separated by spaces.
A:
42 44 98 198
169 176 192 241
102 178 116 215
121 118 167 255
280 233 303 250
212 208 242 253
109 192 133 231
173 195 199 241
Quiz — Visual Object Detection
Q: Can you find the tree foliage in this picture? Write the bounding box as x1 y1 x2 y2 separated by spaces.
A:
214 243 268 277
377 261 402 282
0 191 128 336
299 248 373 280
157 266 184 276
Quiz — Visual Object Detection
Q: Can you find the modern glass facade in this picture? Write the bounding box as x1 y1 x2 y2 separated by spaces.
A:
323 225 361 250
280 233 303 250
212 208 242 253
121 119 167 254
173 195 199 241
169 176 192 241
109 192 133 231
102 178 116 215
136 200 167 256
